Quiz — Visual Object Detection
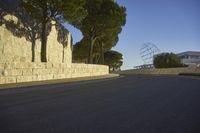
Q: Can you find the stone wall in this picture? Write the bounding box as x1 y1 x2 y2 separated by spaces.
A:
0 62 108 84
119 67 200 75
0 15 32 63
0 15 72 64
0 15 109 84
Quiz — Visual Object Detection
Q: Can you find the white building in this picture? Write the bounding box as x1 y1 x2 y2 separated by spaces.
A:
177 51 200 67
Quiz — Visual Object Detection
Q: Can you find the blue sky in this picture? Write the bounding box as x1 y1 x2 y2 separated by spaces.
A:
65 0 200 70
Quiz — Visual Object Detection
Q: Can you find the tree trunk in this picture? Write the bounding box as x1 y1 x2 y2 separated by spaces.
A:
95 54 100 64
31 36 36 62
62 33 66 63
41 8 48 62
88 38 94 64
62 47 65 63
100 42 104 64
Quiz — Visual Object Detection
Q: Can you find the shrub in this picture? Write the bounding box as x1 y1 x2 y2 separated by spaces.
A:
153 53 186 68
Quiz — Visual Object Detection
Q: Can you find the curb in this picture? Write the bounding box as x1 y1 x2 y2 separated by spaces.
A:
0 74 120 90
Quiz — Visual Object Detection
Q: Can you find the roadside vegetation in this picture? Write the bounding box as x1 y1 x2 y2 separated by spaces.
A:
0 0 126 70
104 50 123 71
153 53 187 68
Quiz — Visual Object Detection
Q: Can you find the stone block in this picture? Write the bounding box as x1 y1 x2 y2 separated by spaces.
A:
71 68 76 73
3 44 13 54
46 74 54 80
62 63 68 68
52 63 60 69
10 62 31 69
4 63 13 69
80 73 90 77
17 76 32 83
0 50 2 55
50 69 58 74
53 74 66 79
0 54 3 62
0 63 5 69
27 63 36 68
32 69 41 75
59 63 65 69
46 63 53 69
65 73 71 78
66 64 72 68
0 41 3 49
22 69 33 76
3 69 22 76
57 68 63 74
43 69 51 75
71 73 81 78
33 69 50 75
0 77 6 84
63 68 71 74
13 55 21 62
1 55 14 63
35 63 46 69
4 76 17 84
32 75 39 81
37 75 43 81
37 74 53 81
0 70 4 76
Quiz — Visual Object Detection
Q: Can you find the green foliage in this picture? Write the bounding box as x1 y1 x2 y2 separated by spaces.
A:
21 0 87 24
0 0 43 62
74 0 126 64
56 23 69 47
0 0 20 25
104 50 123 71
2 0 126 66
72 37 89 63
6 10 44 62
153 53 186 68
21 0 87 62
1 1 68 62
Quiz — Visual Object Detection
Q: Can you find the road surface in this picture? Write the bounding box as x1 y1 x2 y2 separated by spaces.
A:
0 75 200 133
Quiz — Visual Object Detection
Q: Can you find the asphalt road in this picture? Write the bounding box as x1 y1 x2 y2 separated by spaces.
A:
0 75 200 133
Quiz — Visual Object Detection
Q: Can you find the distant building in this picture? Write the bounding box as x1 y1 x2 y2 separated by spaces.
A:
177 51 200 67
135 51 200 69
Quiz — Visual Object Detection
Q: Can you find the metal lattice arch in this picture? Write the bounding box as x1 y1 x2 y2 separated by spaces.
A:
140 42 160 64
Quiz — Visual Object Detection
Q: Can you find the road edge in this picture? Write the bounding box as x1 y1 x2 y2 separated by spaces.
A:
0 74 120 90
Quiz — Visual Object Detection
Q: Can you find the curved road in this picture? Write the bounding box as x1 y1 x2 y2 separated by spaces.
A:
0 75 200 133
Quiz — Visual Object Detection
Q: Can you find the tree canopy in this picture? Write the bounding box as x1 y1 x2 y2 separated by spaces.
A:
72 37 89 63
0 0 20 25
21 0 87 62
0 0 70 62
1 0 126 65
73 0 126 64
104 50 123 71
153 53 186 68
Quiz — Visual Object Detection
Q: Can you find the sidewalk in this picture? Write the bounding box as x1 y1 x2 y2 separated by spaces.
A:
0 74 119 90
